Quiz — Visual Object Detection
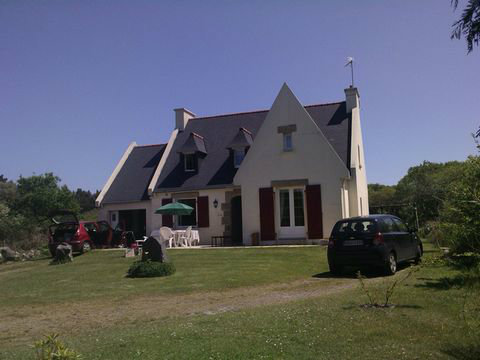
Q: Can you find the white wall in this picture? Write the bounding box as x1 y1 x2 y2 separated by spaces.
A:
98 200 152 234
347 103 369 217
151 188 228 245
234 83 350 244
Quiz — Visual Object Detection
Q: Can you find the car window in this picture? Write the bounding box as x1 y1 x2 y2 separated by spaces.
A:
393 218 408 232
380 217 396 233
333 220 377 235
84 223 96 232
98 222 110 232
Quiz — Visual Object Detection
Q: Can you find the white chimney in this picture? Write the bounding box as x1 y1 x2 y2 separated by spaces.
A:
174 108 195 131
344 87 360 113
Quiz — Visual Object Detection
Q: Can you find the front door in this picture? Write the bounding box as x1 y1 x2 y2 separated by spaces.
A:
276 188 306 239
231 196 243 245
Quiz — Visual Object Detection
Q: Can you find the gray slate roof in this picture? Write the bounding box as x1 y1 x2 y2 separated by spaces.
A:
102 144 166 204
155 101 350 192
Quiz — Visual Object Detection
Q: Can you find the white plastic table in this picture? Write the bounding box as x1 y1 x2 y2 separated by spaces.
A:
149 229 200 247
173 229 200 247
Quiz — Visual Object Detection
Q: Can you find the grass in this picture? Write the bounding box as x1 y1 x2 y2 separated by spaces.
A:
1 245 479 359
0 247 325 307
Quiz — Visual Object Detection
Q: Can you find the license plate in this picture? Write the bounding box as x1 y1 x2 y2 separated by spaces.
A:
343 239 363 246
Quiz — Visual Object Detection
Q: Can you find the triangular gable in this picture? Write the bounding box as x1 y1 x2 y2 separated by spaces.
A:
234 83 350 185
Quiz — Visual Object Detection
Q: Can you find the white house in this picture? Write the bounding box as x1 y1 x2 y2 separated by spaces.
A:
96 83 369 245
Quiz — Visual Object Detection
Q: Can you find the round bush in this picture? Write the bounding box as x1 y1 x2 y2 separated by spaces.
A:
127 260 176 278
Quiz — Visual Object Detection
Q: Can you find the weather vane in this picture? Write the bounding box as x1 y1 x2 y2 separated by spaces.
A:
345 57 354 87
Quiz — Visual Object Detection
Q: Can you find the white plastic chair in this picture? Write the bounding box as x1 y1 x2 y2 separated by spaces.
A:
159 227 175 248
191 231 200 246
179 226 193 247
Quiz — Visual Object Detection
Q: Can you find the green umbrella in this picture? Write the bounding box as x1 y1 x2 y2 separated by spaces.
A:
154 202 194 215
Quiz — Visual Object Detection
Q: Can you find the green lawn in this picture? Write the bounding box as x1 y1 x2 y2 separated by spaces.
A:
1 245 479 359
0 246 327 307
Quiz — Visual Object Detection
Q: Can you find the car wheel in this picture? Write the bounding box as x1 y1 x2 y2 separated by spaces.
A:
80 241 92 254
385 252 397 275
414 245 422 265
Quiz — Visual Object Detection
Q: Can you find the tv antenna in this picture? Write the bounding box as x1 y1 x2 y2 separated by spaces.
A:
345 57 354 87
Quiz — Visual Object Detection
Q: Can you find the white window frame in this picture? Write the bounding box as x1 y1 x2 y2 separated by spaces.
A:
275 186 306 239
283 133 293 152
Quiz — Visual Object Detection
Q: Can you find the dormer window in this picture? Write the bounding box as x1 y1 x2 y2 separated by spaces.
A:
234 148 245 168
227 127 253 169
179 132 206 173
283 133 293 151
184 153 196 172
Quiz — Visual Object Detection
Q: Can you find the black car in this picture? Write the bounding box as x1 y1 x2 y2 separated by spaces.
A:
327 215 422 275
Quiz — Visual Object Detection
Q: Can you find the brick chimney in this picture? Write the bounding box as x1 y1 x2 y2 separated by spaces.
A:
344 87 360 113
174 108 196 131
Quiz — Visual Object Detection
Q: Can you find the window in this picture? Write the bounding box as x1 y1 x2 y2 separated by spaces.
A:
283 133 293 151
358 145 362 169
233 149 245 168
184 154 196 172
84 223 97 233
293 189 305 226
380 217 395 233
333 220 377 235
393 218 408 232
279 190 290 227
177 199 197 226
98 221 110 233
278 188 305 229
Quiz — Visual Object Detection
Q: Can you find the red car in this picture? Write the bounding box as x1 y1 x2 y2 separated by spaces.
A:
48 211 113 256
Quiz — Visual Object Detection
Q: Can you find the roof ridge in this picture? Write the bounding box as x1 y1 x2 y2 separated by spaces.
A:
191 132 205 139
192 101 344 121
135 143 166 148
240 127 253 135
304 101 345 108
193 109 269 121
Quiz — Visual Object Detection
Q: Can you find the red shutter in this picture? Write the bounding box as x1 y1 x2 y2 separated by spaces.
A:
161 198 173 228
197 196 209 228
259 187 276 241
306 185 323 239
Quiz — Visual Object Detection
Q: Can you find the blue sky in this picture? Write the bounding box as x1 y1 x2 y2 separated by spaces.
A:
1 1 478 191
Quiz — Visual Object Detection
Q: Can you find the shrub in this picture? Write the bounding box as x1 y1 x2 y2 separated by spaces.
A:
357 266 420 308
439 156 480 254
127 260 176 278
33 333 81 359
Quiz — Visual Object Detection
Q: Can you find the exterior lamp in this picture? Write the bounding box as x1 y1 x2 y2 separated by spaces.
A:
213 199 218 208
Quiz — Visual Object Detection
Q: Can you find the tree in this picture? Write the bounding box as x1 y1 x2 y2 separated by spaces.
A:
73 188 99 213
394 161 465 226
12 173 80 223
451 0 480 53
0 176 16 206
474 125 480 150
440 155 480 253
368 183 397 207
0 203 26 246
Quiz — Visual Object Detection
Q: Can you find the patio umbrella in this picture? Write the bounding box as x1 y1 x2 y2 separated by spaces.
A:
154 202 194 215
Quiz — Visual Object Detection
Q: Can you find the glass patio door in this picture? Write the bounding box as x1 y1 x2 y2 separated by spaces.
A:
277 188 306 238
